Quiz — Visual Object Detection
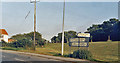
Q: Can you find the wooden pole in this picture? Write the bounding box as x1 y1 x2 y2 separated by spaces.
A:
33 0 36 50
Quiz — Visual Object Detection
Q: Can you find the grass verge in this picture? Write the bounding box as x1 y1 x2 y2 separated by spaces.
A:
1 41 119 63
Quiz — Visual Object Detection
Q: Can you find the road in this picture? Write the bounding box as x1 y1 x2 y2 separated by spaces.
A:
0 50 94 63
1 50 67 63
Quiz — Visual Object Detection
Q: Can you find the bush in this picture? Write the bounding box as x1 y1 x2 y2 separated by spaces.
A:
72 49 92 60
11 32 46 47
8 38 33 49
1 40 8 47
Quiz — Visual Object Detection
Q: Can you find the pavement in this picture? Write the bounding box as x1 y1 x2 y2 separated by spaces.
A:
0 50 97 63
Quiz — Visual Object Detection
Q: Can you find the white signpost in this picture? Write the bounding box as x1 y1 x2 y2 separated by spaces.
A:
77 33 90 37
69 33 90 47
69 38 89 47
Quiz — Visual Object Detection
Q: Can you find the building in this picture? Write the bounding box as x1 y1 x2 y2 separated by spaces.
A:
8 39 16 43
0 29 8 42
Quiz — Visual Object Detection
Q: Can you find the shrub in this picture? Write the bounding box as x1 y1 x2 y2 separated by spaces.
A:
72 49 92 60
8 38 33 49
1 40 8 47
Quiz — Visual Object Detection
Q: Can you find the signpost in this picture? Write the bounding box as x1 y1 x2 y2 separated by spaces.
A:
69 33 90 47
77 33 90 37
69 33 90 54
69 38 89 47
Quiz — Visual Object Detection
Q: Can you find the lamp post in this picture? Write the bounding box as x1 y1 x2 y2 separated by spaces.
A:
61 0 65 56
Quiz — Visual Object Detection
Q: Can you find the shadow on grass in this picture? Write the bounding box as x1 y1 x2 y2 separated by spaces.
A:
49 52 119 63
48 52 62 56
92 60 119 63
2 47 25 51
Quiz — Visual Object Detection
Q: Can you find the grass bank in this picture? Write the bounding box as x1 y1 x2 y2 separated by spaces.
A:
2 41 119 62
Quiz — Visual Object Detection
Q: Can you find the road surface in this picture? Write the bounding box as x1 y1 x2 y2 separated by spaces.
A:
1 50 67 63
0 50 94 63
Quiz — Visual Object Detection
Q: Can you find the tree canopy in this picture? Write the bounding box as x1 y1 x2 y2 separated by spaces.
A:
51 18 120 42
51 31 77 43
87 18 120 41
10 32 47 47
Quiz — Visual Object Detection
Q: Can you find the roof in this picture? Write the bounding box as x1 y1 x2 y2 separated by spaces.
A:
0 29 8 35
8 39 16 42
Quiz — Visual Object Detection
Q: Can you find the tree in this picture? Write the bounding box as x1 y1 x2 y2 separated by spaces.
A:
87 18 120 41
10 31 46 47
51 30 77 43
51 36 57 43
1 40 8 47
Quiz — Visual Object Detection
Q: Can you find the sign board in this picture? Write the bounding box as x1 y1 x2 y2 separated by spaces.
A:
77 33 90 37
69 37 89 47
70 38 89 42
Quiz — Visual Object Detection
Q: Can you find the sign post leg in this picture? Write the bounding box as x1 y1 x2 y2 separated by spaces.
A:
69 46 71 57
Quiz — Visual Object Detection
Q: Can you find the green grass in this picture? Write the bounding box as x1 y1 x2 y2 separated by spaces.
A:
2 41 119 62
89 42 118 62
1 47 25 51
44 41 119 62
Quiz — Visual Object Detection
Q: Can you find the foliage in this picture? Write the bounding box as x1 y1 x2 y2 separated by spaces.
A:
11 32 47 47
51 18 120 42
54 49 93 60
2 47 25 51
44 42 118 61
2 42 118 62
8 38 33 49
1 40 8 47
51 31 77 43
87 18 120 41
72 49 92 60
3 32 47 49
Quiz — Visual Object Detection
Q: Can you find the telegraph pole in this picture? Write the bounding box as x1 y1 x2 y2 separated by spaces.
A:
33 0 36 50
30 0 39 50
61 0 65 56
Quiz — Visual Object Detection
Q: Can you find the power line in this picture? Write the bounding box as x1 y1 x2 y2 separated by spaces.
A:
25 11 31 19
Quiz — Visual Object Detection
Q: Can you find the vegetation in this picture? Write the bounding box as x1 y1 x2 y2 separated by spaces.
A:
45 41 119 62
1 18 119 62
1 40 8 47
11 32 47 46
72 49 92 60
2 41 118 62
4 32 47 49
51 31 77 43
2 47 25 51
51 18 120 42
87 18 120 41
8 39 33 49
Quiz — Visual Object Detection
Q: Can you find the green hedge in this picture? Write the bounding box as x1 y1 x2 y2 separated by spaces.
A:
72 49 92 60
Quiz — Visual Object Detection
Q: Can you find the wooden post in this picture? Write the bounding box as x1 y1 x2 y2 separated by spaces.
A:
91 36 92 42
33 0 36 50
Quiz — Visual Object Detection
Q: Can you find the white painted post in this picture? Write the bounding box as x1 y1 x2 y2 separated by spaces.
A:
62 0 65 56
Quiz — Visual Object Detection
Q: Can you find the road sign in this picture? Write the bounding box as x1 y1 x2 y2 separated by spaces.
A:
69 37 89 47
77 33 90 37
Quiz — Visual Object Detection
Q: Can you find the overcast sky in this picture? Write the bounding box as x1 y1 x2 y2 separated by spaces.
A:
1 0 120 2
1 1 118 41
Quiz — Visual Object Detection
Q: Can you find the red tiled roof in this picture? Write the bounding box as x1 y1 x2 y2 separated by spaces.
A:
0 29 8 35
8 39 15 42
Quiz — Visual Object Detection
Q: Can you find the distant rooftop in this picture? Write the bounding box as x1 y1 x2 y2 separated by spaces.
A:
0 29 8 35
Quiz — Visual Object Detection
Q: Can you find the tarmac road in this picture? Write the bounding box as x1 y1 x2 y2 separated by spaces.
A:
1 50 65 63
0 50 95 63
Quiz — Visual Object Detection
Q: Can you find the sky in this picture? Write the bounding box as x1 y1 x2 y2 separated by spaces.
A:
1 0 120 2
1 1 118 41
